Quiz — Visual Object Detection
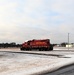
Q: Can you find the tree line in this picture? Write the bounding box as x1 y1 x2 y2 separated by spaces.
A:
0 42 21 48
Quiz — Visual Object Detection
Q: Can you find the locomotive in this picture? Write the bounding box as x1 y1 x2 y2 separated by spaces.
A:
20 39 53 51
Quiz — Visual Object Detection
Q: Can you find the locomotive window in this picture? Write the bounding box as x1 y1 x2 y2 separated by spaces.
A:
27 41 30 45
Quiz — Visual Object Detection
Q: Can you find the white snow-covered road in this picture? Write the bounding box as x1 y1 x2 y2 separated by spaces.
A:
0 47 74 75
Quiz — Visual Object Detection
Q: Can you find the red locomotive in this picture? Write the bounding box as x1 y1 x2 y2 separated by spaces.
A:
20 39 53 51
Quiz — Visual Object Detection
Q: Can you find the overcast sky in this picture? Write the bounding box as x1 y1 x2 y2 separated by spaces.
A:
0 0 74 44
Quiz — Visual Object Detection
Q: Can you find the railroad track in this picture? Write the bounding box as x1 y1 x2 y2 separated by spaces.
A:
0 50 69 58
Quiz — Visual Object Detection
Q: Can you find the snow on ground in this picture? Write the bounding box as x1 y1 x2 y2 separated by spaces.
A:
0 48 74 75
53 47 74 50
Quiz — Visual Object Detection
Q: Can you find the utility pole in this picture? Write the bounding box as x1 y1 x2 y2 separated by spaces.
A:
68 33 69 50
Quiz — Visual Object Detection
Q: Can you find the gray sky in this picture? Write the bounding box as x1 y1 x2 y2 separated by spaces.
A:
0 0 74 44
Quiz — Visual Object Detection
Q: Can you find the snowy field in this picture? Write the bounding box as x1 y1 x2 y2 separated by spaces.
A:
0 47 74 75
